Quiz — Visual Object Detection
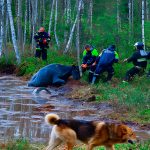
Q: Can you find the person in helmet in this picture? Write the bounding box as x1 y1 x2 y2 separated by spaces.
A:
123 42 148 82
34 27 51 61
90 45 119 84
81 44 98 72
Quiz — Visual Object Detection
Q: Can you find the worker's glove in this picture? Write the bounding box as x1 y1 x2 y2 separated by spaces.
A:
81 64 87 68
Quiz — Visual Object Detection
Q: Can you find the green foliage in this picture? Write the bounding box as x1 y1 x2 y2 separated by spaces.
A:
73 141 150 150
1 139 149 150
3 139 30 150
16 50 77 76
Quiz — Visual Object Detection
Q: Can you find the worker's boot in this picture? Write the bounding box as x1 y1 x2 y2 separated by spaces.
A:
88 71 94 83
91 74 99 84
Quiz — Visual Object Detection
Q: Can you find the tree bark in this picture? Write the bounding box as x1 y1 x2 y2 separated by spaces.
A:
31 0 38 51
23 0 28 53
54 0 59 48
48 0 55 34
7 0 21 63
142 0 145 47
0 0 4 56
128 0 132 43
76 0 82 77
64 0 83 54
17 0 23 52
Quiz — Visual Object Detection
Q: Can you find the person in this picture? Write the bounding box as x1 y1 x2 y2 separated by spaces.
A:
34 27 51 61
89 45 119 84
123 42 148 82
81 44 98 72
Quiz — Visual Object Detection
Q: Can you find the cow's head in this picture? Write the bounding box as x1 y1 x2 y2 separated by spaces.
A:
72 65 81 80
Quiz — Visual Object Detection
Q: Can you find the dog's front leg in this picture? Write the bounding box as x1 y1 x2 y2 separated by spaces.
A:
46 138 62 150
86 144 94 150
105 145 115 150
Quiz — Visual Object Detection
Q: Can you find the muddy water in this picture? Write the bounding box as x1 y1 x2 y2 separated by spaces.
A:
0 76 149 144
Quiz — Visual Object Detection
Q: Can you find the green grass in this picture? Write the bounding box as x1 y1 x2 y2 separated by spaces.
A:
0 139 149 150
92 75 150 123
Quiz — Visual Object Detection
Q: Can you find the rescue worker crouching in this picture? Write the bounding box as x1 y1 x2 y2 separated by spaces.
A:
81 44 98 72
123 42 148 82
34 27 51 61
90 45 119 84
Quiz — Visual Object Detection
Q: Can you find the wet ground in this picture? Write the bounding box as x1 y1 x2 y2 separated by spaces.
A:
0 75 150 144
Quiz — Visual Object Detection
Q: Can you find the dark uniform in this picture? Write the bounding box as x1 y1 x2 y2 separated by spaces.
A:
34 31 51 60
81 45 98 72
90 45 119 84
123 48 148 82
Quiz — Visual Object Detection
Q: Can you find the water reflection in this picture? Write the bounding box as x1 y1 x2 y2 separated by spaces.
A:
0 75 150 144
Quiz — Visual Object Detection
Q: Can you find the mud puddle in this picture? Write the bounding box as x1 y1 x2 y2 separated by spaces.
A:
0 75 149 144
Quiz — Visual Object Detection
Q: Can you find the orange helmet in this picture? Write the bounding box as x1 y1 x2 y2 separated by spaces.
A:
39 27 45 32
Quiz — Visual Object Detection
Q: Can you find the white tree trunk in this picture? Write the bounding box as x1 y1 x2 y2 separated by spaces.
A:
31 0 38 51
67 0 71 24
76 0 82 77
28 0 31 34
128 0 132 42
64 0 83 54
48 0 55 34
3 11 9 61
23 0 27 53
142 0 145 47
64 0 71 44
54 0 59 48
7 0 21 63
0 0 4 56
17 0 23 51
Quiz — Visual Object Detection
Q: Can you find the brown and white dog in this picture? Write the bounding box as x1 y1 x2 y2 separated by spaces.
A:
45 113 136 150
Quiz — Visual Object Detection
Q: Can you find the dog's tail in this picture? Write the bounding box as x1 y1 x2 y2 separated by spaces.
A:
45 113 60 125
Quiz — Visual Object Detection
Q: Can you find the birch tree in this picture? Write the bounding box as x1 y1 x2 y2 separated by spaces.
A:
142 0 145 47
3 9 9 62
17 0 23 51
23 0 28 53
31 0 38 51
0 0 4 56
54 0 60 48
48 0 55 34
7 0 21 63
76 0 82 76
64 0 71 44
64 0 83 53
128 0 132 42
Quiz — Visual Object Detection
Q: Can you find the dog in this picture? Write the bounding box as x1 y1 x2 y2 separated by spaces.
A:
45 113 136 150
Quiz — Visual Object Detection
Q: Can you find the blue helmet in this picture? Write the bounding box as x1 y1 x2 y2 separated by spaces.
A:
108 45 116 51
134 42 144 49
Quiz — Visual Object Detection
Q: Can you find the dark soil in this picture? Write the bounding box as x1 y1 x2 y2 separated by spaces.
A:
0 64 16 74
